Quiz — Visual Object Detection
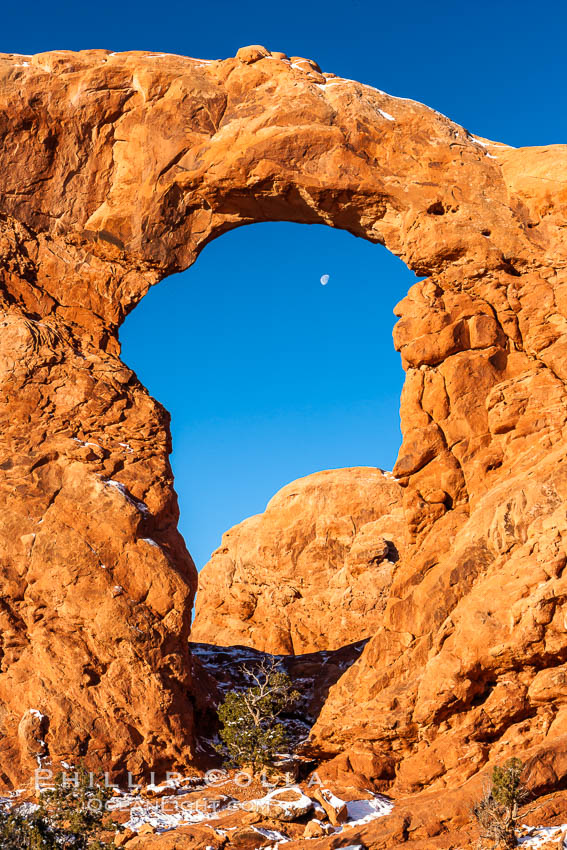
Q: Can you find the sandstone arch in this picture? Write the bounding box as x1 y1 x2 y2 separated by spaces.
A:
0 46 566 798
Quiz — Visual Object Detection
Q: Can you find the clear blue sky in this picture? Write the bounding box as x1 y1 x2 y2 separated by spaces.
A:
4 1 565 567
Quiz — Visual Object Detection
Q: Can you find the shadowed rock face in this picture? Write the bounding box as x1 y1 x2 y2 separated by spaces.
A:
0 45 566 811
189 640 369 754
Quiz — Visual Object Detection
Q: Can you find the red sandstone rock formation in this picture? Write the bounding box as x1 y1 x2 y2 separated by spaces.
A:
191 468 405 653
0 43 566 848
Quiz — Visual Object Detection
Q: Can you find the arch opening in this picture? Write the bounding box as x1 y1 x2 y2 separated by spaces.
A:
120 220 420 570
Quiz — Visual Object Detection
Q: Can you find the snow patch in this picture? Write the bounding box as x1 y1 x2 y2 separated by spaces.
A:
245 785 313 818
518 825 567 847
321 789 346 811
117 786 222 833
253 825 289 841
318 74 455 123
103 479 150 514
469 134 515 150
28 709 45 721
72 438 102 449
124 799 219 833
315 82 345 90
346 795 393 826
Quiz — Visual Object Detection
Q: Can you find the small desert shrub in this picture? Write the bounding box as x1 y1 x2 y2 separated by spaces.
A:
0 766 116 849
217 658 300 773
473 757 529 849
0 806 56 850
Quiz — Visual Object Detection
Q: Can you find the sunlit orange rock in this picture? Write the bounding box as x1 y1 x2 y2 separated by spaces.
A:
192 468 405 653
0 46 567 850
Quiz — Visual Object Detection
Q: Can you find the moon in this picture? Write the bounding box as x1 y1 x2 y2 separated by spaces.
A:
320 274 330 286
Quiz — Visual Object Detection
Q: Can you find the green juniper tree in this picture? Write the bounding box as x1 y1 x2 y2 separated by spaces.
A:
473 758 529 849
217 658 300 773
